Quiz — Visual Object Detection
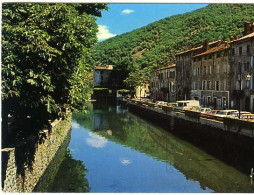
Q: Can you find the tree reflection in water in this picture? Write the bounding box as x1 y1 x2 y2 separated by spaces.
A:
49 150 90 192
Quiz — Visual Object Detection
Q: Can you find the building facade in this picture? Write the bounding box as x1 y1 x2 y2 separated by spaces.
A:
191 41 231 109
135 81 150 98
150 64 176 102
93 65 113 88
175 41 220 101
229 23 254 112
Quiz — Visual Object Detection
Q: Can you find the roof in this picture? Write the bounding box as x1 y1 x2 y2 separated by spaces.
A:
94 65 113 70
156 64 176 71
193 42 230 58
176 40 220 56
230 32 254 43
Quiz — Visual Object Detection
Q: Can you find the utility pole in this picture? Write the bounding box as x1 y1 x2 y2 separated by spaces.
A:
238 65 242 119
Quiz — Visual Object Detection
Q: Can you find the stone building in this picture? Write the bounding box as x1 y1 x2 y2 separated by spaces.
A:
93 65 113 88
191 41 231 109
229 23 254 112
150 64 176 102
175 41 220 100
135 81 150 99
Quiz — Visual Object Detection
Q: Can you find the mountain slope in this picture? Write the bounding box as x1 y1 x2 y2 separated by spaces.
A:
93 4 254 88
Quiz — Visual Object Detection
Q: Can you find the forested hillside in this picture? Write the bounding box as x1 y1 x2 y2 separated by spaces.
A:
93 4 254 89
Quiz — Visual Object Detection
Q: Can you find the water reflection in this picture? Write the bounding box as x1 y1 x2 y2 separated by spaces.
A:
71 103 253 193
48 150 90 192
86 132 108 148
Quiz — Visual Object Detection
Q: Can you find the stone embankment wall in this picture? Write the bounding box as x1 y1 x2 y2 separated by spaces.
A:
1 115 71 192
127 101 254 174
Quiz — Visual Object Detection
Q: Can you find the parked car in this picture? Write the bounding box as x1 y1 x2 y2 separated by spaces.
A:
215 110 238 118
207 110 221 116
167 102 178 107
155 101 167 108
175 100 200 110
229 111 250 118
241 113 254 121
199 108 212 114
141 98 151 103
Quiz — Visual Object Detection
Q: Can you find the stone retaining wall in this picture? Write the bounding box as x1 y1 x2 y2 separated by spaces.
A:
1 114 71 192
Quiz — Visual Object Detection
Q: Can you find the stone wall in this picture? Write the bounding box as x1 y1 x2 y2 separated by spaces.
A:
1 114 71 192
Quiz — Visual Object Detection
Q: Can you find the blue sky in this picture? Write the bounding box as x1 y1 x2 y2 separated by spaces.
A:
96 4 208 42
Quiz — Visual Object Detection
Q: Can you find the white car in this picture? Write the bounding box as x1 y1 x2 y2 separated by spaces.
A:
155 101 167 107
199 108 212 114
215 110 238 118
230 111 251 118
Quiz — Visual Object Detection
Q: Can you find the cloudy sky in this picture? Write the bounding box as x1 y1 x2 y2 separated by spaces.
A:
96 4 208 42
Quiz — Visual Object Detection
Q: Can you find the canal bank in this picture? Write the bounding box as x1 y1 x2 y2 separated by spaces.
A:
127 101 254 175
50 102 253 192
1 114 71 192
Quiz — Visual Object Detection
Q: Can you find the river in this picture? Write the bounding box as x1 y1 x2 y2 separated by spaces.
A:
38 102 254 193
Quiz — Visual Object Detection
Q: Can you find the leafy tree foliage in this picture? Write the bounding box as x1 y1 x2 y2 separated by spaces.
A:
93 4 254 89
2 3 107 145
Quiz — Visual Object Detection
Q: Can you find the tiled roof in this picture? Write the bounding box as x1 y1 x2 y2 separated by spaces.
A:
230 32 254 43
156 64 176 71
176 40 220 56
94 65 113 70
193 42 230 57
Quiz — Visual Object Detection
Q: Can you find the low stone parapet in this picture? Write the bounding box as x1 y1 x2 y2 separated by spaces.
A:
1 114 71 192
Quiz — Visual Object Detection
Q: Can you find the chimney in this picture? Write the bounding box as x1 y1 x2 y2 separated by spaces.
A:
203 39 209 51
244 22 254 35
230 36 234 42
216 40 222 46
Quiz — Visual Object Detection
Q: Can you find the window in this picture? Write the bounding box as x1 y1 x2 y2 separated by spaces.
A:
203 96 207 107
224 64 227 73
203 66 206 75
207 96 211 106
247 45 250 54
222 97 227 109
238 62 242 73
218 99 222 108
246 61 250 72
224 80 227 90
208 55 212 59
202 80 207 90
232 48 235 56
215 81 220 91
197 67 200 75
217 64 220 74
217 52 221 58
239 46 242 55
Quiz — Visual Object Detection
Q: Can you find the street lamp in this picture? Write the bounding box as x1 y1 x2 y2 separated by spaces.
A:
238 73 242 119
247 74 251 82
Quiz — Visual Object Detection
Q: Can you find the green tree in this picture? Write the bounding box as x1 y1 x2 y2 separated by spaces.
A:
124 67 149 97
1 3 107 145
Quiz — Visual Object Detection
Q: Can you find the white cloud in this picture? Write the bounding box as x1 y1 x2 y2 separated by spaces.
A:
120 158 132 166
86 132 108 148
71 121 80 129
97 25 116 42
121 9 134 15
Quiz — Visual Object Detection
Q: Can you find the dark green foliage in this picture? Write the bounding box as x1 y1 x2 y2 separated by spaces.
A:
93 4 254 88
1 3 107 176
48 150 90 192
2 3 107 144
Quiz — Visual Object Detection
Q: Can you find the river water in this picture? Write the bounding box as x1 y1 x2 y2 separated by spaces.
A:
41 103 254 193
